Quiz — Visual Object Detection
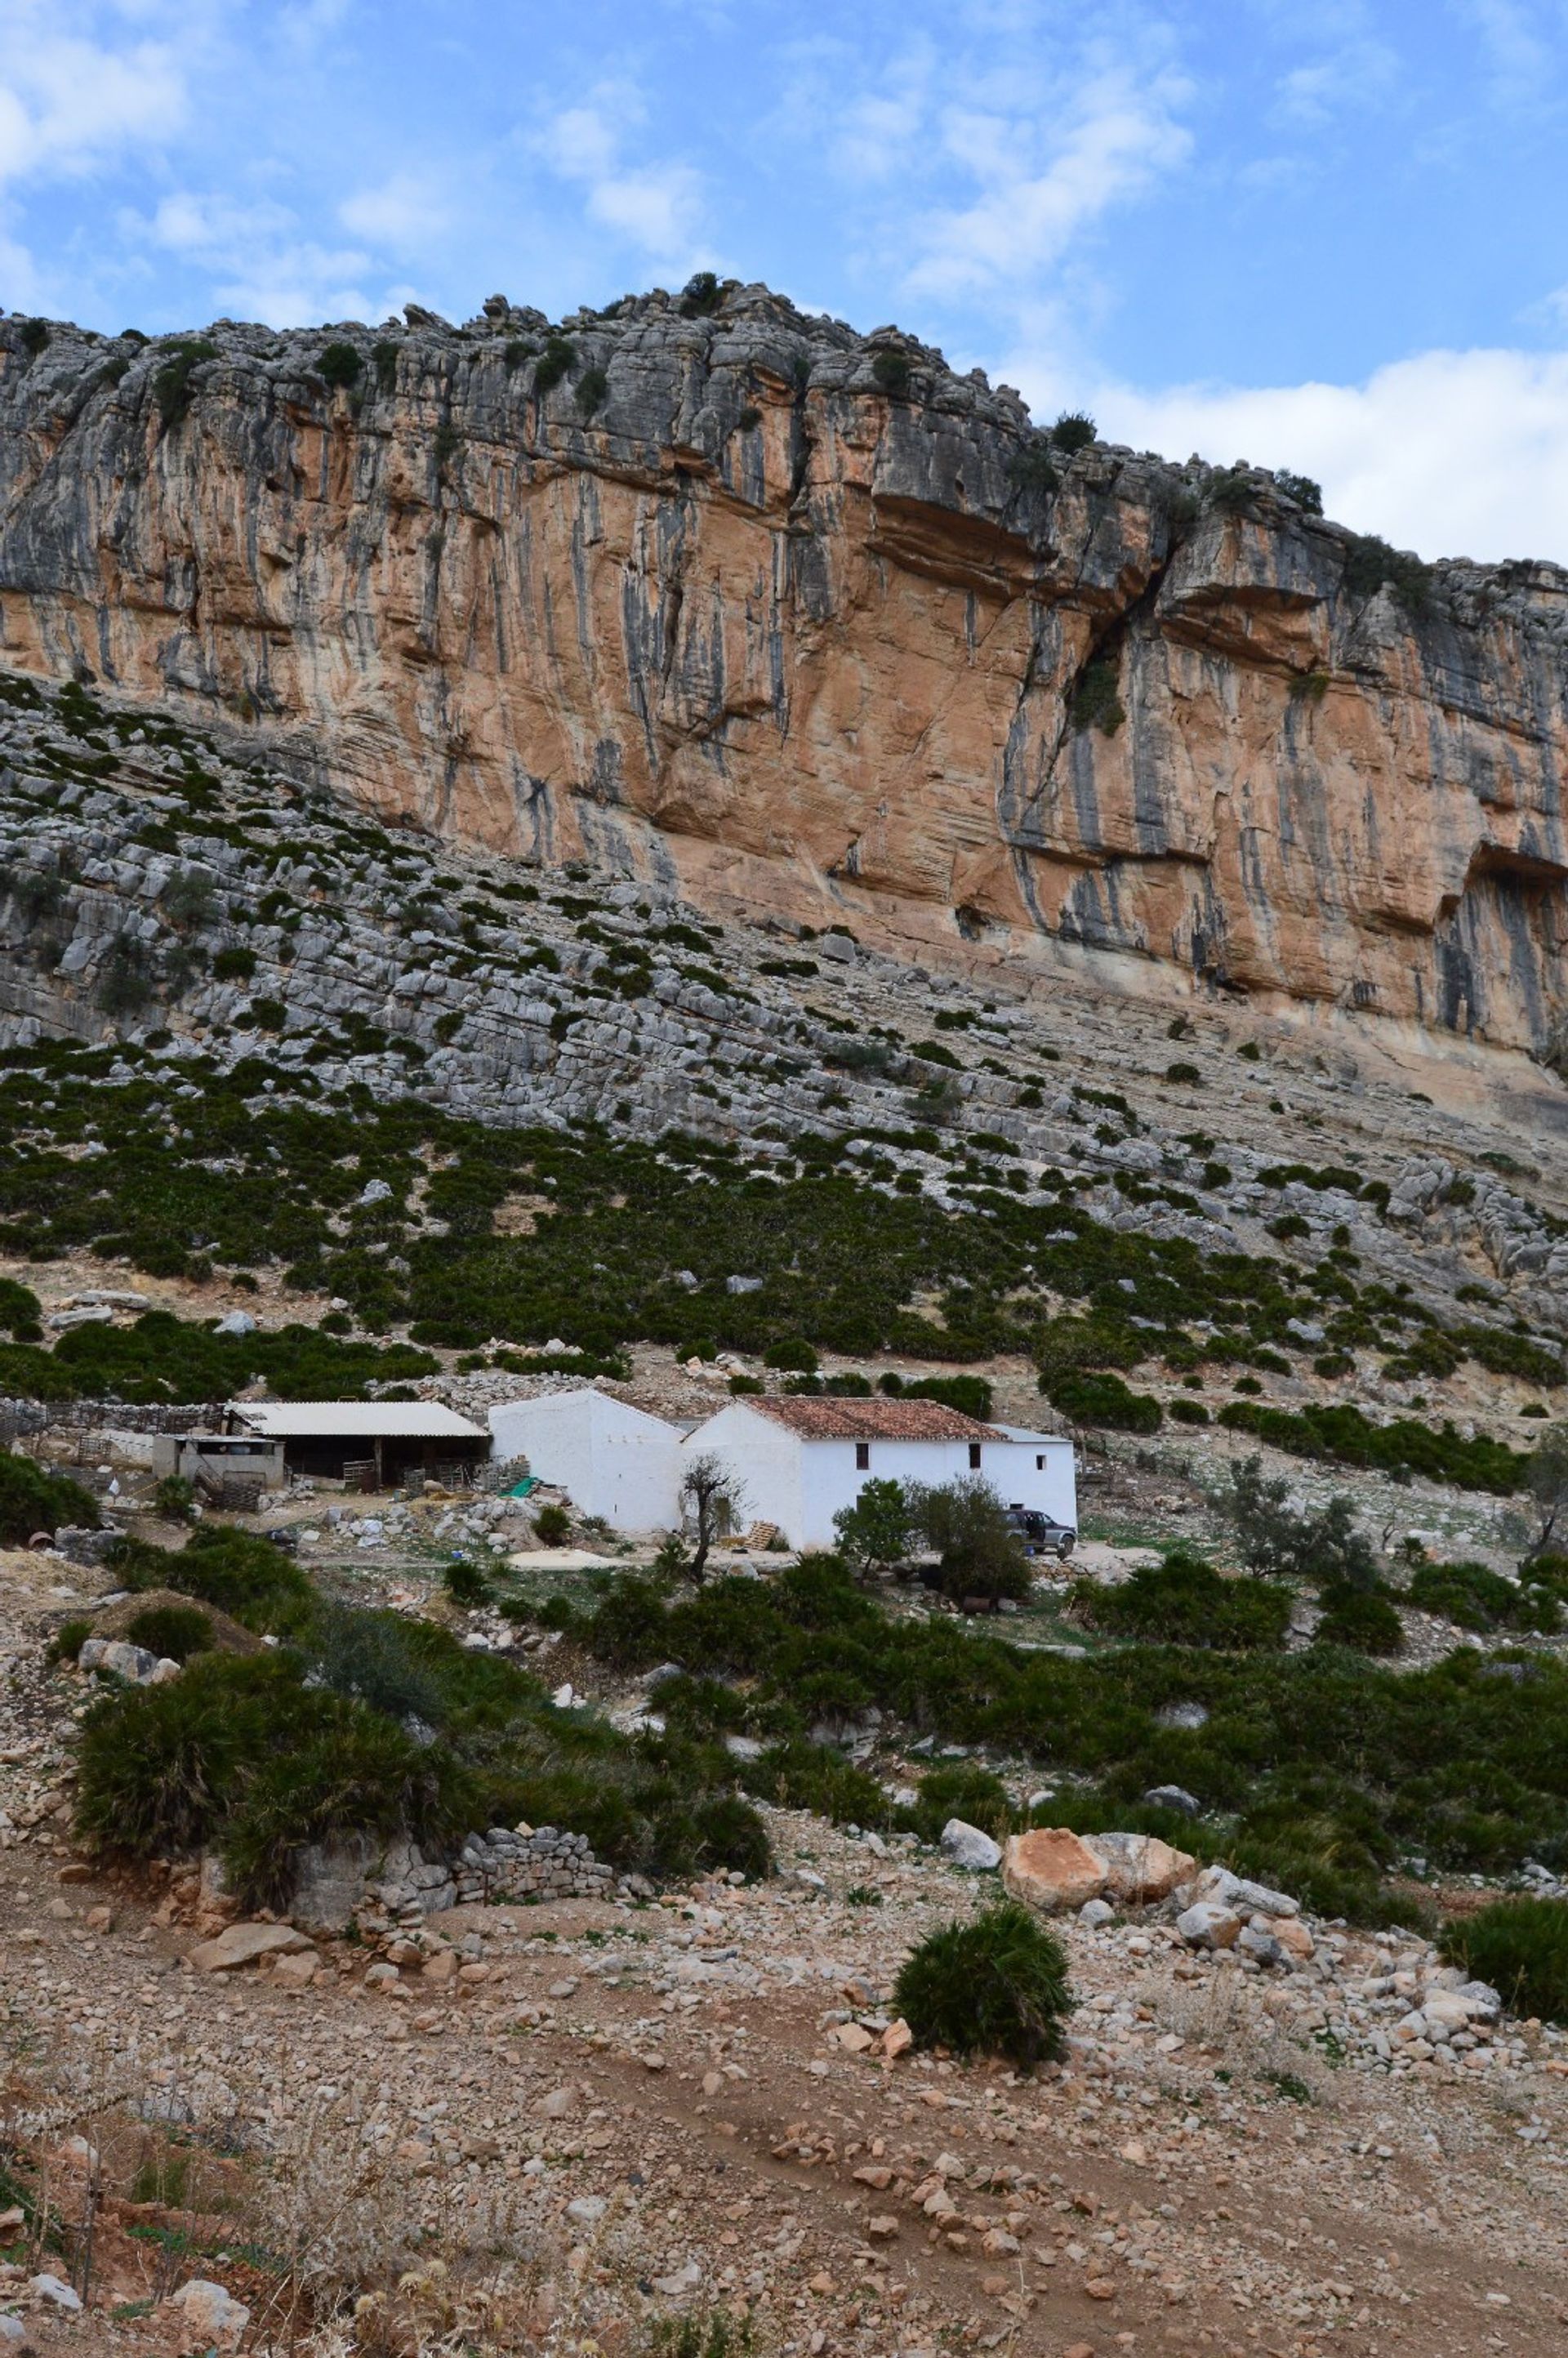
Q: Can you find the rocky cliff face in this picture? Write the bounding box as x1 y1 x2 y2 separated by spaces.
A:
1 286 1565 1055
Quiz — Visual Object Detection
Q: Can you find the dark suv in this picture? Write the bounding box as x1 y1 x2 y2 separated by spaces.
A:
1006 1505 1076 1562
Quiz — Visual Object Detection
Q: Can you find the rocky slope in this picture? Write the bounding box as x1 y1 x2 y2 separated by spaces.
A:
2 286 1565 1059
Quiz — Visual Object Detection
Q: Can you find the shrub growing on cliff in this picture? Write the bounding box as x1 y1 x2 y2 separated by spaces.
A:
1070 655 1126 737
316 341 363 390
533 336 576 393
1343 533 1434 614
679 270 723 317
871 348 912 399
575 364 609 416
1007 441 1059 496
151 339 218 429
18 318 50 357
895 1902 1071 2066
1050 410 1096 452
1276 470 1323 514
371 339 400 392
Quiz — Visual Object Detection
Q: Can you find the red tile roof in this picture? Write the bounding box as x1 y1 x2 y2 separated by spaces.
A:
742 1397 996 1442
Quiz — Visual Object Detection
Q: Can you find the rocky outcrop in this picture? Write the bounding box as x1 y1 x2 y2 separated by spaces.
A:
1 286 1565 1051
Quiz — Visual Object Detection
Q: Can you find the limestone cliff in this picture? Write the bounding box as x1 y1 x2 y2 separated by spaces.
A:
1 285 1565 1055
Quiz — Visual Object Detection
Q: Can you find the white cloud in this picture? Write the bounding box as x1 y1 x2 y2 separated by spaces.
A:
339 171 450 249
535 82 707 272
0 2 189 186
1081 345 1568 565
141 184 375 326
904 65 1193 299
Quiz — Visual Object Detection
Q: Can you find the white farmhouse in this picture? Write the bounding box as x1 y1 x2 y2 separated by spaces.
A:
683 1396 1077 1550
488 1389 686 1535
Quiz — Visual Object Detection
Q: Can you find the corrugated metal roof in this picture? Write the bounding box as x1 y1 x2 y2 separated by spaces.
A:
741 1397 995 1442
228 1402 486 1439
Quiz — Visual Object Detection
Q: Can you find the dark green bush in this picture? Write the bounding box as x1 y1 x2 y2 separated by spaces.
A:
902 1373 994 1420
372 340 400 392
18 318 50 357
901 1763 1013 1842
534 1502 571 1545
895 1901 1071 2066
534 336 576 393
212 944 256 983
152 340 218 430
679 271 723 317
1007 442 1059 496
1049 1371 1162 1433
443 1558 492 1608
1343 533 1433 613
115 1528 315 1638
1409 1559 1559 1634
1218 1402 1526 1495
124 1602 213 1661
50 1617 92 1665
1050 411 1097 453
1315 1581 1404 1656
1441 1898 1568 2023
764 1336 818 1374
735 1740 889 1829
575 364 609 416
0 1451 99 1544
871 349 911 399
316 342 363 390
1070 656 1125 737
1076 1552 1290 1650
1275 471 1323 515
912 1479 1031 1604
1223 1458 1378 1588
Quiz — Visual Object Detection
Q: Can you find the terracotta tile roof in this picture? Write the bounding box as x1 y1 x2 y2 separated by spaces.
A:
742 1397 996 1442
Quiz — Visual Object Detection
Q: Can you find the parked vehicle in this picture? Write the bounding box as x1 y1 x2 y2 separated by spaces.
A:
1005 1504 1076 1561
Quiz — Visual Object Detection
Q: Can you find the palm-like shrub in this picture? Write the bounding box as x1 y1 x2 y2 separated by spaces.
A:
895 1902 1071 2066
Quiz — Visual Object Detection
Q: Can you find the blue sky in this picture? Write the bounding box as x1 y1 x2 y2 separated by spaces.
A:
5 1 1568 561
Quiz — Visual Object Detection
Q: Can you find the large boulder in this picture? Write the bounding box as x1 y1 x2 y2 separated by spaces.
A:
940 1819 1002 1872
188 1922 314 1973
1175 1899 1243 1950
1082 1831 1196 1904
1001 1828 1107 1914
1189 1863 1299 1918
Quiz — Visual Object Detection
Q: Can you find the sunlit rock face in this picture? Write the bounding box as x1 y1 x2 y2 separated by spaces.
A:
2 287 1564 1054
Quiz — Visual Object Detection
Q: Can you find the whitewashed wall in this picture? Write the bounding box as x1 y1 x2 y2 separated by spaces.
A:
488 1391 684 1533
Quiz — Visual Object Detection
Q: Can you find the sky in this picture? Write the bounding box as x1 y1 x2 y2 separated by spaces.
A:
5 1 1568 564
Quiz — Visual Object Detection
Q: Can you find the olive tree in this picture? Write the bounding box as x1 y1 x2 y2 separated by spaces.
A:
679 1452 746 1585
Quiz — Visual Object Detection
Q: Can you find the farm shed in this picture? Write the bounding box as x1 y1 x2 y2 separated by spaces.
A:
488 1389 687 1534
224 1401 488 1487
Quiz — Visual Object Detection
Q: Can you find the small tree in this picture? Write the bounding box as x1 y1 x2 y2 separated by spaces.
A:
680 1453 745 1585
1526 1425 1568 1560
1223 1455 1379 1589
909 1478 1030 1607
833 1478 911 1581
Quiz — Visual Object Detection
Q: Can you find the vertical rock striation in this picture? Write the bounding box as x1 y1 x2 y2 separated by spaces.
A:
1 286 1564 1054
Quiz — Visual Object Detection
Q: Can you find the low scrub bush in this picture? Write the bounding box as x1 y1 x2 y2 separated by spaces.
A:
1315 1580 1404 1656
737 1741 890 1828
114 1529 316 1638
1049 1371 1162 1433
900 1763 1013 1843
443 1558 492 1608
534 1501 572 1545
124 1603 213 1662
1218 1400 1526 1494
895 1901 1072 2066
1441 1897 1568 2024
1409 1559 1561 1634
0 1450 99 1544
1076 1552 1290 1651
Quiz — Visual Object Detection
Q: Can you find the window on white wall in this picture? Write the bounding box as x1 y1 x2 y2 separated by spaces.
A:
855 1442 870 1469
969 1442 981 1469
1036 1454 1046 1469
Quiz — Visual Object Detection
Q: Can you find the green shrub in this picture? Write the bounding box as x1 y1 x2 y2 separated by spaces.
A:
1441 1898 1568 2024
1165 1061 1202 1085
1070 655 1125 737
316 342 363 390
764 1336 818 1374
372 339 400 392
51 1617 92 1665
1275 471 1323 515
124 1603 213 1662
1049 1371 1162 1433
98 938 154 1015
895 1901 1071 2066
911 1478 1031 1604
0 1451 99 1544
1315 1581 1403 1655
737 1741 890 1829
533 336 576 393
1007 442 1059 496
833 1478 912 1578
1343 533 1433 613
737 403 763 431
1223 1457 1378 1588
679 270 723 317
443 1558 492 1608
212 944 256 983
18 317 50 357
1050 411 1097 453
871 349 911 399
902 1373 994 1421
152 1473 196 1522
1076 1552 1289 1650
1170 1398 1209 1426
1218 1402 1526 1495
152 339 218 430
115 1529 315 1638
534 1502 571 1545
1409 1559 1557 1634
901 1763 1013 1843
575 364 609 416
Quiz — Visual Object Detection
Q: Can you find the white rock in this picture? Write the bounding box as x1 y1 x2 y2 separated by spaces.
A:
214 1309 256 1337
1080 1897 1116 1928
1176 1901 1243 1950
29 2274 81 2311
164 2278 250 2351
940 1818 1002 1871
